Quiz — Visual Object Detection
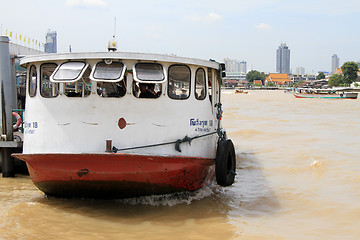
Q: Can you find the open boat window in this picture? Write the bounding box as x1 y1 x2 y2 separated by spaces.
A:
195 68 206 100
168 65 190 100
132 81 161 99
40 63 58 98
51 61 88 83
133 63 166 83
90 61 126 82
97 77 126 98
64 68 91 97
28 65 37 97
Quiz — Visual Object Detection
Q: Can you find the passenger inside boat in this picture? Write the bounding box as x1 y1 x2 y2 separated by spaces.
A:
167 65 190 100
97 79 126 98
139 83 157 98
168 84 178 98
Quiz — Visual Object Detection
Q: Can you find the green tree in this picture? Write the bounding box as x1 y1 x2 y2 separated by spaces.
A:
316 72 325 80
246 70 266 83
328 74 344 87
341 62 359 85
266 82 276 87
295 80 304 87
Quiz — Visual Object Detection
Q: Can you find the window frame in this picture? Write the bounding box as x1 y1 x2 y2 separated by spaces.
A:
90 60 126 82
40 62 59 98
167 64 191 100
133 62 166 83
28 65 37 97
195 68 207 100
50 61 89 83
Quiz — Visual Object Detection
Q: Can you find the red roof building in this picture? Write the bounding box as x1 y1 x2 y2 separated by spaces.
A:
253 80 263 86
265 73 292 85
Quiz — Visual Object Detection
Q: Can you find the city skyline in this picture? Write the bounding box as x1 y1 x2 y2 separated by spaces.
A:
1 0 359 74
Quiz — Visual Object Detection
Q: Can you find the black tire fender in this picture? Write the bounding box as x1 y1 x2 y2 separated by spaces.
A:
215 139 236 186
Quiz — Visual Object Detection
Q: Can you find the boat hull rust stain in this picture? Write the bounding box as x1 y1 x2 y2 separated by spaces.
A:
12 153 215 198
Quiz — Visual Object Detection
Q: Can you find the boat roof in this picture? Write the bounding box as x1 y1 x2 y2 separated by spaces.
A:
19 52 220 70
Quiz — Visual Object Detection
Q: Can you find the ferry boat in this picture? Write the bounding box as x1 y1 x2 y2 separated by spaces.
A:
293 89 358 99
12 50 236 198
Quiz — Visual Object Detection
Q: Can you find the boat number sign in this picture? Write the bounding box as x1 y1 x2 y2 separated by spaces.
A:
23 121 38 134
190 118 213 132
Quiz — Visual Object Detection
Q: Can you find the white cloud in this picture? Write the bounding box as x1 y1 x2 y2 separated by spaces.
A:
183 13 223 24
65 0 107 8
254 23 271 31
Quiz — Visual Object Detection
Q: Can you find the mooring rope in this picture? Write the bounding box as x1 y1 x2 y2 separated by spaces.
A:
112 131 217 153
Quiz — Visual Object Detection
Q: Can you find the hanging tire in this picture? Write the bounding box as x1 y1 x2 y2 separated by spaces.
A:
215 139 236 186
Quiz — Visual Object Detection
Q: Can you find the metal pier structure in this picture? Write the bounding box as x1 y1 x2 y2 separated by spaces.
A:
0 36 43 177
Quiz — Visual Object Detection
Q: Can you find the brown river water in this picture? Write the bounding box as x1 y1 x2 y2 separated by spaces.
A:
1 90 359 239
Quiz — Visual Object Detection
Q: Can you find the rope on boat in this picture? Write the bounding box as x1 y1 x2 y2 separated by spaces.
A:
111 131 217 153
112 65 227 154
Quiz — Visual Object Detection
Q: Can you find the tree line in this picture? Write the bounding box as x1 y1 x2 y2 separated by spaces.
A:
328 62 359 87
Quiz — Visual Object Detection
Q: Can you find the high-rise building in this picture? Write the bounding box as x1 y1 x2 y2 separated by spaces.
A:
239 61 247 74
276 43 290 74
331 54 339 73
44 30 57 53
224 58 247 73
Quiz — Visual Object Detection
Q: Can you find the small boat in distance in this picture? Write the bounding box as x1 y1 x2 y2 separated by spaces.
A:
235 89 248 94
12 48 236 199
293 89 358 99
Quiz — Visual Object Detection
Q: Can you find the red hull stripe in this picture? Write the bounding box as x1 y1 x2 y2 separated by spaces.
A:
12 153 215 198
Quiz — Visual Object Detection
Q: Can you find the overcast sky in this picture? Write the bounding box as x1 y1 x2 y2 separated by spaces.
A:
1 0 359 74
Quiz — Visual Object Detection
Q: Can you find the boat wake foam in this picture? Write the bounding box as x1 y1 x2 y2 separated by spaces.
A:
117 187 214 206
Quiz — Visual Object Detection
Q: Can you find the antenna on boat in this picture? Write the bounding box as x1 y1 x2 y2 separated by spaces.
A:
108 17 117 52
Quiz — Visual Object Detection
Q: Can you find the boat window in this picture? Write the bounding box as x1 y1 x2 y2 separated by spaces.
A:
28 65 37 97
64 68 91 97
195 68 206 100
90 61 126 82
207 68 213 103
132 81 161 99
51 61 88 83
133 63 165 83
97 77 126 98
168 65 190 99
40 63 58 98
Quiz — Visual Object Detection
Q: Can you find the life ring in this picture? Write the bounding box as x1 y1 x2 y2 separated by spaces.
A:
12 112 22 130
215 139 236 186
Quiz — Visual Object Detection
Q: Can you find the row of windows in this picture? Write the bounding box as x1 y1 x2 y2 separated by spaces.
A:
28 62 211 100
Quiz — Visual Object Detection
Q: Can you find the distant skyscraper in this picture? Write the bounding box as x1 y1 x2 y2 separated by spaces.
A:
44 30 57 53
239 61 247 74
224 58 247 73
276 43 290 74
331 54 339 73
224 58 236 72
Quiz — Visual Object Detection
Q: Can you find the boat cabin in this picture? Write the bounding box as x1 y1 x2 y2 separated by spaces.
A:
20 52 223 158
